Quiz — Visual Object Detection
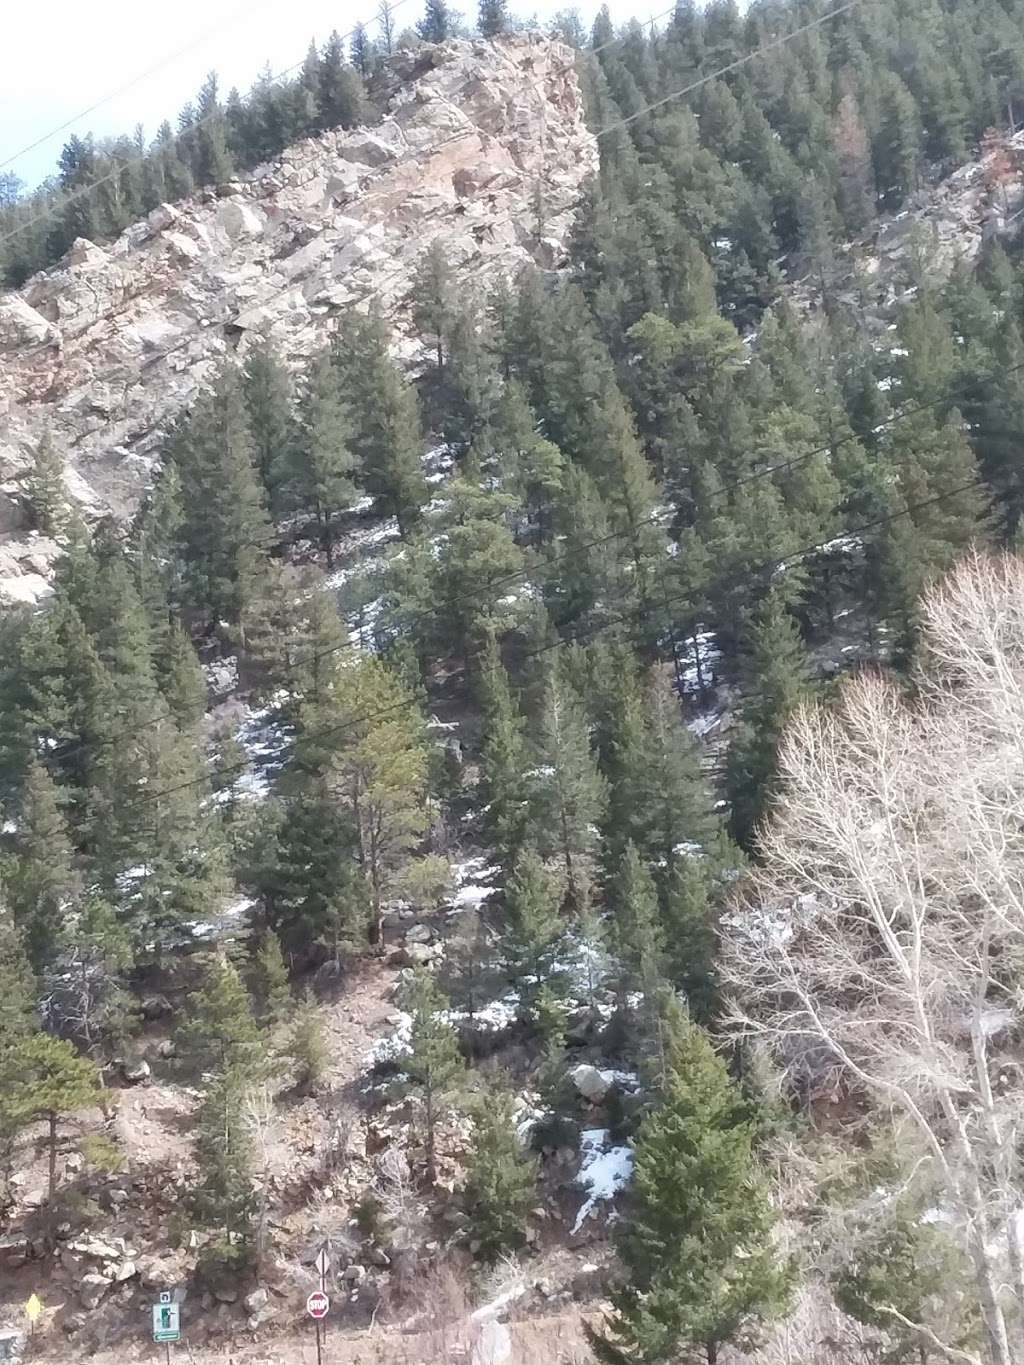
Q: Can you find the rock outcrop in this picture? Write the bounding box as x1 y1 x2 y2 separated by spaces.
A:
0 34 597 602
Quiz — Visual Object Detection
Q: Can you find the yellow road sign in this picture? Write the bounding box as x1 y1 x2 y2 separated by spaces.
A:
25 1293 43 1324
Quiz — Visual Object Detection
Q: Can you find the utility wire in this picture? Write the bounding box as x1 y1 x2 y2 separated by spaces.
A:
0 0 284 172
125 476 983 813
52 348 1007 766
0 0 417 248
0 0 861 253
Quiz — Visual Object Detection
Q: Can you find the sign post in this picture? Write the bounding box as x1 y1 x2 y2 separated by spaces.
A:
306 1289 329 1365
152 1294 180 1365
24 1294 43 1337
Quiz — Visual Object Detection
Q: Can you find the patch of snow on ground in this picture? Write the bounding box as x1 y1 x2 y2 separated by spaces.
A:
369 1010 413 1066
222 700 293 801
450 856 500 911
571 1128 635 1234
189 895 255 944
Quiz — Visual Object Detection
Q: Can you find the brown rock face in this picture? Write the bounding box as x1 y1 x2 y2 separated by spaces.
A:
0 34 597 602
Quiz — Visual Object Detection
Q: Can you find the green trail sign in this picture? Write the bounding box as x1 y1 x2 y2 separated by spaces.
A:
152 1300 180 1343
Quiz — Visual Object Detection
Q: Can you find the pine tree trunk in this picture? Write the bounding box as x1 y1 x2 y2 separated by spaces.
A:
425 1085 436 1185
706 1340 717 1365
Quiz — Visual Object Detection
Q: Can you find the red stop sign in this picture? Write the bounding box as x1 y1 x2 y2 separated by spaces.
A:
307 1290 330 1320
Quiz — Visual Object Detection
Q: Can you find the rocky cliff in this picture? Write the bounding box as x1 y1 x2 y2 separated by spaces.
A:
0 34 596 605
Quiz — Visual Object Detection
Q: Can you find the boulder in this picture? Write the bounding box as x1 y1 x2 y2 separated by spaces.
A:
391 942 439 967
342 1264 366 1284
0 1327 26 1361
121 1058 151 1084
212 1285 238 1303
79 1273 111 1310
404 923 432 944
0 297 58 350
0 1234 31 1268
570 1064 611 1104
243 1287 269 1314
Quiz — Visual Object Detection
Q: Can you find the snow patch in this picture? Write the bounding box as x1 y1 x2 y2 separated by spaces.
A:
571 1128 635 1234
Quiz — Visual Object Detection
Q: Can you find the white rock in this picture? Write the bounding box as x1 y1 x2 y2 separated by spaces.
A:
570 1064 611 1104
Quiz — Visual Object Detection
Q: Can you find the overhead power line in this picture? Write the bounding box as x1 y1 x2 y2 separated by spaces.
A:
0 0 861 253
124 476 983 815
0 0 283 172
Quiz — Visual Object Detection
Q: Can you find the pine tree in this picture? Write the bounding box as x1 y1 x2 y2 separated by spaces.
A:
177 957 264 1080
477 0 508 36
418 0 455 43
260 778 368 958
27 431 69 538
0 1030 104 1210
662 857 718 1024
170 362 273 636
295 349 361 567
157 621 206 730
193 1066 255 1254
590 1009 792 1365
412 241 457 374
241 345 295 510
8 759 77 972
289 989 330 1094
331 312 427 534
403 967 463 1184
477 633 530 871
306 656 429 943
503 848 565 1013
462 1088 538 1259
320 30 364 129
533 666 608 909
611 842 665 1011
725 593 812 850
253 930 290 1028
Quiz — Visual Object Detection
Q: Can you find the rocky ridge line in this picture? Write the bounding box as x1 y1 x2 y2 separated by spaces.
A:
0 34 597 604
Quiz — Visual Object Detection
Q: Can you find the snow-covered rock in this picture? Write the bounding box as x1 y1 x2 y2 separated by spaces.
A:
570 1128 635 1235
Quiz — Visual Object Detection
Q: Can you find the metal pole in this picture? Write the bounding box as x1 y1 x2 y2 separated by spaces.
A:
165 1342 170 1365
315 1319 323 1365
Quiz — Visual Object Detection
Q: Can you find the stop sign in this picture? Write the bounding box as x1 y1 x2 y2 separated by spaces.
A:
306 1290 330 1320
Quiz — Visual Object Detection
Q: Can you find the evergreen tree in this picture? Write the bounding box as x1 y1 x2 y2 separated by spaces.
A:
8 759 76 972
253 930 291 1028
611 842 665 1013
241 345 295 510
462 1088 538 1259
590 1009 792 1365
477 633 530 871
289 989 330 1094
418 0 455 43
304 655 429 944
661 856 719 1024
403 967 463 1184
533 666 608 909
27 431 69 538
47 894 135 1060
726 593 812 850
0 1029 103 1211
502 848 565 1013
477 0 508 36
193 1065 255 1254
169 362 273 636
177 956 264 1079
295 349 361 567
331 311 427 533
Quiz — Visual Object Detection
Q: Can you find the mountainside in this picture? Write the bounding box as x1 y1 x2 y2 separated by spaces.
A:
0 34 594 603
7 2 1024 1363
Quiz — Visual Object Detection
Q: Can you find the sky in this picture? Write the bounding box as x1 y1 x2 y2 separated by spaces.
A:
1 0 642 191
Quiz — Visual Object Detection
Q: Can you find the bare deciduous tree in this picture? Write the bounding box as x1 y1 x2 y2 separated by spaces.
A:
722 551 1024 1365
